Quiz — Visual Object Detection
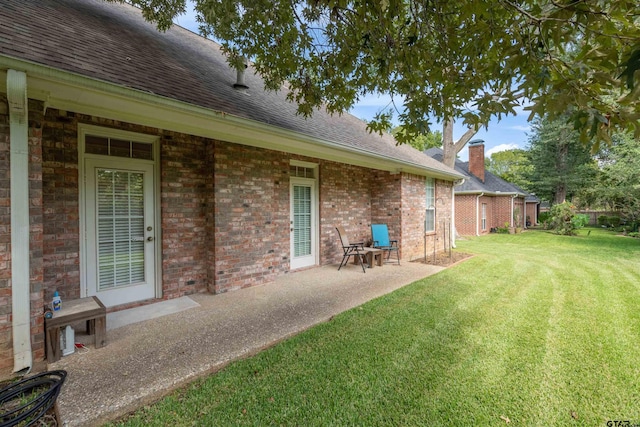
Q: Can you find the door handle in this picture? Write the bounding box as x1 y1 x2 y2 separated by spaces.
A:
147 236 154 242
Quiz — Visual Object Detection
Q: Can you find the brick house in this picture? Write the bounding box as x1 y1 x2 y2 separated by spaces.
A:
0 0 463 374
426 142 539 236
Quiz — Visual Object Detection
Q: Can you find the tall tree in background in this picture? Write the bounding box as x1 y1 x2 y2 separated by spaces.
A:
586 132 640 224
485 149 533 191
116 0 640 151
526 116 598 204
391 127 442 152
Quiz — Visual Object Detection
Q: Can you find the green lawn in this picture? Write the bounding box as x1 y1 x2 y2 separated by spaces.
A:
113 228 640 426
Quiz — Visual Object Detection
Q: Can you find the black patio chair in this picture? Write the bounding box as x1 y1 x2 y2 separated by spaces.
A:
335 226 368 273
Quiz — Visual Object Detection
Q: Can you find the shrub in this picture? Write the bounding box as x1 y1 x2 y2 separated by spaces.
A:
549 202 583 236
597 215 609 227
538 212 551 224
572 214 590 229
608 216 621 227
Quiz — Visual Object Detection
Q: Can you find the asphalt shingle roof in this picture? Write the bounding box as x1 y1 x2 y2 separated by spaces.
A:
0 0 461 178
425 147 538 200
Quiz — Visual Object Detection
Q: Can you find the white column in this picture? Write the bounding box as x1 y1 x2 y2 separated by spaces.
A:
8 69 32 373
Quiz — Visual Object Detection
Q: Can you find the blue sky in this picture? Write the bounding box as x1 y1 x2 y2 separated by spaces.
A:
348 93 532 161
173 6 532 161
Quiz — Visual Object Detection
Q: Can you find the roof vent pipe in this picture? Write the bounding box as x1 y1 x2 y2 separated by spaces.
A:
233 56 249 90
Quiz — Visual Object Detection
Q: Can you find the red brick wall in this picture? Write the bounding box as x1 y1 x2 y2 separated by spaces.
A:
321 161 374 264
526 202 538 226
212 142 290 292
28 100 46 366
468 143 485 182
493 196 513 229
455 194 477 236
160 131 212 299
514 198 525 228
400 174 424 261
371 171 401 239
42 110 81 302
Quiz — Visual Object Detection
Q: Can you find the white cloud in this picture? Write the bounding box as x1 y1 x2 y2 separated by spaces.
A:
486 143 520 157
509 125 531 132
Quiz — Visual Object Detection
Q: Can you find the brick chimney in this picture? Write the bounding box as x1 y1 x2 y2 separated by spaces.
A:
468 139 485 182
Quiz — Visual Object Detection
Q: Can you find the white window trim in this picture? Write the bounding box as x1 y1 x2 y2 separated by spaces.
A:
289 160 319 268
78 123 162 298
482 203 487 231
425 177 435 233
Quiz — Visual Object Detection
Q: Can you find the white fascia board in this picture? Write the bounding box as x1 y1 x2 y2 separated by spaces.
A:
0 57 462 181
456 190 526 197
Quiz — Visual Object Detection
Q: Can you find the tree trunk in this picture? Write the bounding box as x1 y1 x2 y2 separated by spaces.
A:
553 138 569 204
441 120 478 168
554 184 567 205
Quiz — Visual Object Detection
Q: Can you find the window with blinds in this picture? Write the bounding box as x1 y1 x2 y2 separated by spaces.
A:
426 177 435 232
293 185 312 257
97 169 145 290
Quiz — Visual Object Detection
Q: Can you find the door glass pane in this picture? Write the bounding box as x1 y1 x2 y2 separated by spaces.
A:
96 169 145 290
293 185 312 257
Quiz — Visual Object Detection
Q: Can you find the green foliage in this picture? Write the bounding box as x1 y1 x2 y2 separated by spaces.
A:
548 202 584 235
525 116 599 204
608 216 621 228
117 0 640 147
538 211 551 225
571 214 590 229
586 132 640 226
597 215 608 226
495 224 510 234
485 149 533 191
391 126 442 151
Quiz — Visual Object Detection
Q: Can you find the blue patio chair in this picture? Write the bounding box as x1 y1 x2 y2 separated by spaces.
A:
335 226 368 273
371 224 400 265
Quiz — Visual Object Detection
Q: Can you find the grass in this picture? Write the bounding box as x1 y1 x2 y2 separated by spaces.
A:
112 228 640 426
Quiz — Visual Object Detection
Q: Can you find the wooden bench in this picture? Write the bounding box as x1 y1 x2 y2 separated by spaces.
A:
45 296 106 363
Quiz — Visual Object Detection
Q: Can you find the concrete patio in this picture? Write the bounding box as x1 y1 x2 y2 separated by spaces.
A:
48 261 445 426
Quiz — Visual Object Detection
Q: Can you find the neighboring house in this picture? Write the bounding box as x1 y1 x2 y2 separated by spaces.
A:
426 142 539 236
0 0 463 374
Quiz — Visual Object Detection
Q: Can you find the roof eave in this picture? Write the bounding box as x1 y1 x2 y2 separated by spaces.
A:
0 56 462 181
455 190 527 197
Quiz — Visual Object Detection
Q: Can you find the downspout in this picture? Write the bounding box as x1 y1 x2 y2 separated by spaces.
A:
8 69 32 373
476 192 484 236
511 194 517 228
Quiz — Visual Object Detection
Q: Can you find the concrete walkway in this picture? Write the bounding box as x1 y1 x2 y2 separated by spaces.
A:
49 262 445 426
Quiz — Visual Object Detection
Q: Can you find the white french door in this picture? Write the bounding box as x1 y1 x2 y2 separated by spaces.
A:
290 178 317 269
84 158 156 307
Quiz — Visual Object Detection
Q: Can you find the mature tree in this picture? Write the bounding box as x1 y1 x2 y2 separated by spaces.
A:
485 149 533 191
391 126 442 152
120 0 639 148
442 121 478 168
586 132 640 224
526 116 598 204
